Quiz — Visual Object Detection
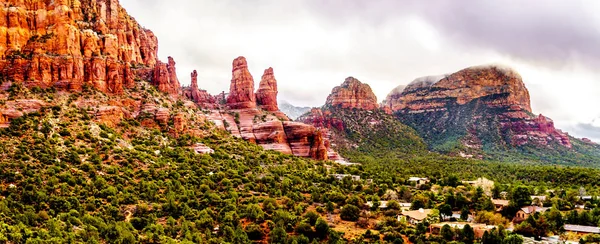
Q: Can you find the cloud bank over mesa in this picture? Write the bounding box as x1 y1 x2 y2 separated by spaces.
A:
121 0 600 142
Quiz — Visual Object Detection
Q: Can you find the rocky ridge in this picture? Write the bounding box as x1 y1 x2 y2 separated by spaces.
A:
386 65 573 150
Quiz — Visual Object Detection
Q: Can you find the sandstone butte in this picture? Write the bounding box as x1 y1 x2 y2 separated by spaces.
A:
202 56 329 160
383 65 572 148
325 76 379 110
0 0 332 161
299 77 382 162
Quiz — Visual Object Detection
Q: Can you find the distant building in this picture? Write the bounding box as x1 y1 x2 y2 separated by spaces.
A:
330 174 361 181
366 201 388 209
530 195 547 202
430 222 497 238
492 199 509 212
365 201 411 211
514 206 550 222
399 208 432 225
408 177 429 186
564 224 600 234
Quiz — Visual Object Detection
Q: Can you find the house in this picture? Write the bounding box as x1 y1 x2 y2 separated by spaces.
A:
578 196 593 201
408 177 430 186
366 201 388 209
330 174 361 181
442 212 474 222
491 199 509 212
514 206 550 221
365 201 411 210
564 224 600 234
530 195 547 202
430 222 497 238
399 208 432 225
399 203 412 211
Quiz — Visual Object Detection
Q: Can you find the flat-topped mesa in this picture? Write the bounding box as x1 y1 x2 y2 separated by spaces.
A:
325 77 378 110
389 65 531 114
256 67 279 111
0 0 167 94
389 64 573 149
227 56 256 109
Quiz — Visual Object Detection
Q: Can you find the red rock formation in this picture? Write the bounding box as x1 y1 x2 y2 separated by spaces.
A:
0 99 47 127
256 67 279 111
386 66 531 114
0 0 175 95
299 108 345 132
227 57 256 109
183 70 217 108
325 77 378 110
205 109 328 160
389 65 572 149
503 114 572 148
283 121 328 160
583 138 596 144
152 57 180 95
93 106 132 127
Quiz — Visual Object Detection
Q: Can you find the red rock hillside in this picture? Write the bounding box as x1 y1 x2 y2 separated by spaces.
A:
386 65 572 149
185 57 330 160
0 0 332 160
325 77 379 110
0 0 179 95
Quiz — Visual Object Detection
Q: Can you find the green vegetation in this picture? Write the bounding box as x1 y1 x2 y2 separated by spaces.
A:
394 95 600 168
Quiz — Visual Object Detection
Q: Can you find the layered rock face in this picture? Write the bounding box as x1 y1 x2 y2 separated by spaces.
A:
325 77 378 110
255 67 278 111
152 57 180 96
206 109 328 160
385 67 531 114
0 0 180 95
388 65 572 149
0 0 162 93
226 57 256 109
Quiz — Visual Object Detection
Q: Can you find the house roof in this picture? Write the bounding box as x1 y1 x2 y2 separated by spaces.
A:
492 199 509 206
530 195 547 201
408 177 428 182
401 209 432 221
564 224 600 234
520 206 549 214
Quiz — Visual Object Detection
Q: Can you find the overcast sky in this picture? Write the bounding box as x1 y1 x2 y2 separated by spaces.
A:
121 0 600 142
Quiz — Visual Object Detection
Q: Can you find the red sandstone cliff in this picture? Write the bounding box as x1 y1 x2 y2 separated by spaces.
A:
386 65 572 149
0 0 178 95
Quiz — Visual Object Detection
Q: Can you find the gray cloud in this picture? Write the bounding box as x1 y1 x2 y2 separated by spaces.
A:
566 122 600 143
307 0 600 68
